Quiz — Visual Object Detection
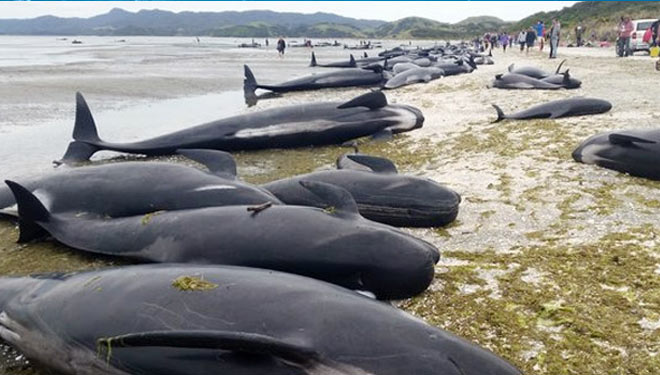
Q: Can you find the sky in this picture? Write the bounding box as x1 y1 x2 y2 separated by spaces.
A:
0 1 578 23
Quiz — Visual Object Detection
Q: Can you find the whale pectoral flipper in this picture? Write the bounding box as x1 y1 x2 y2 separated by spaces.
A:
555 59 567 74
97 330 320 365
299 180 360 218
176 149 237 179
609 133 657 145
4 181 51 243
337 91 387 110
370 128 392 141
343 154 398 174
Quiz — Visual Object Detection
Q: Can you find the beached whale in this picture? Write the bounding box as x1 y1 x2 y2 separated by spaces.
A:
59 91 423 164
491 73 562 90
384 67 445 89
309 52 357 68
7 180 439 299
572 129 660 180
354 52 386 66
392 62 419 74
262 154 461 227
243 64 387 100
539 70 582 89
507 59 566 79
434 58 477 76
0 264 523 375
1 150 279 220
492 97 612 122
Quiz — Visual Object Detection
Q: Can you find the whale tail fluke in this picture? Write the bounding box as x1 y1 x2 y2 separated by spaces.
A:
73 92 101 144
310 52 317 67
56 141 100 166
56 92 102 165
4 180 51 243
243 65 259 106
492 104 506 123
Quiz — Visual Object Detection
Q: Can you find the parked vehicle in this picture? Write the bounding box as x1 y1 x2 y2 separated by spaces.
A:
630 18 657 54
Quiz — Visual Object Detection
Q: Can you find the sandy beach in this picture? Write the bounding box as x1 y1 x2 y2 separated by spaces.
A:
0 36 659 374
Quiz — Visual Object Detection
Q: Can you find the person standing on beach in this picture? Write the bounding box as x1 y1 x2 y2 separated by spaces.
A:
575 23 584 47
525 27 536 54
499 32 509 52
536 20 545 51
549 19 560 59
652 19 660 47
617 16 634 57
518 30 527 52
277 37 286 57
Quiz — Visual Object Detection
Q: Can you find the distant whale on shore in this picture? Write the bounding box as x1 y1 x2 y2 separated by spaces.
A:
492 98 611 122
243 64 387 103
58 91 423 164
309 52 357 68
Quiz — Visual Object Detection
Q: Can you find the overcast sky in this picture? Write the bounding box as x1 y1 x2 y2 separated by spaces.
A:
0 1 577 23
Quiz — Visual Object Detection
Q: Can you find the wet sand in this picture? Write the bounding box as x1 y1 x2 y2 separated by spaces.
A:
1 36 659 374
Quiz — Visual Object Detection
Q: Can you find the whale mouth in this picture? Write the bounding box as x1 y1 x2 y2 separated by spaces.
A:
0 311 22 345
387 105 424 133
356 198 460 228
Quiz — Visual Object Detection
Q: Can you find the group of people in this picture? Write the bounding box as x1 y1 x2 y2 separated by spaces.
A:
481 19 561 59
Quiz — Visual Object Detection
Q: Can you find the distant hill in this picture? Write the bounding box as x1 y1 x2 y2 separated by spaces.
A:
0 8 384 36
375 16 510 39
0 8 513 39
510 1 660 41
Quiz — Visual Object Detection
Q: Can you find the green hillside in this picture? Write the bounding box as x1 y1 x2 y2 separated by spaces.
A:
510 1 660 41
375 16 503 39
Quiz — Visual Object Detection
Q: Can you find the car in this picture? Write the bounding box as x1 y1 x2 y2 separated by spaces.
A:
630 18 657 54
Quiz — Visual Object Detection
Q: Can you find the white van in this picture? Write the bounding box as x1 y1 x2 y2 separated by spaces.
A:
630 18 657 53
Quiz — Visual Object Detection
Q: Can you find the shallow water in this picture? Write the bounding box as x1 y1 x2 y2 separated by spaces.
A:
1 36 660 374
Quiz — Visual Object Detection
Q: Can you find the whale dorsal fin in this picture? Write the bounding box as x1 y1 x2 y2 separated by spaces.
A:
298 180 359 218
176 149 237 179
609 133 657 145
337 91 387 110
97 330 320 365
343 154 398 174
349 54 356 67
507 63 514 72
